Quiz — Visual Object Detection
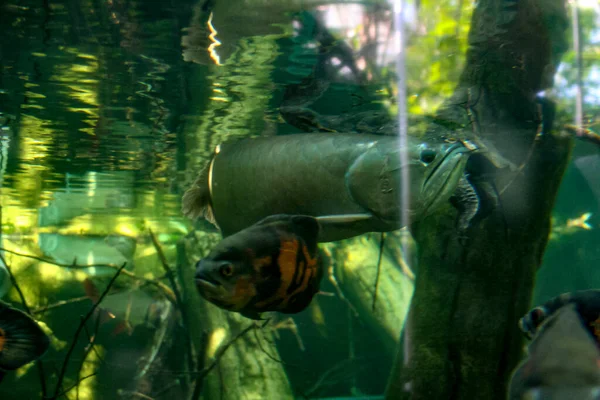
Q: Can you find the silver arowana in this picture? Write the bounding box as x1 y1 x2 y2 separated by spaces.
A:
183 133 473 242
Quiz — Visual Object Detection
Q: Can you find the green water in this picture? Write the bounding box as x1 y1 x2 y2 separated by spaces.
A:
0 0 599 399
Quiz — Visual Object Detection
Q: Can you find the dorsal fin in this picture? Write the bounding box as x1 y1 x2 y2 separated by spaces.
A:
254 214 320 241
181 159 216 225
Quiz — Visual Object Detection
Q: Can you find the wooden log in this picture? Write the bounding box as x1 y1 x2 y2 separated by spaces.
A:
385 0 572 399
179 232 295 400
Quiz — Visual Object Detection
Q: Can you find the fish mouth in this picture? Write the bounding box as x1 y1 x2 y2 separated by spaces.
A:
422 143 472 214
195 269 221 292
195 277 225 301
423 143 469 186
196 277 219 289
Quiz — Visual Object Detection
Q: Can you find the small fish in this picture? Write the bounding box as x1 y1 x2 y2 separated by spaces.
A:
0 301 49 379
194 214 323 320
509 304 600 399
566 212 593 230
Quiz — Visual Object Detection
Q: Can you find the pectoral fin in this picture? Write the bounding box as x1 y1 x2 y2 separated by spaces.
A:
315 214 373 224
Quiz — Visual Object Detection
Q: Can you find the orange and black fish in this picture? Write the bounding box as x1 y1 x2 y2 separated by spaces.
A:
194 214 323 320
509 304 600 399
519 289 600 344
0 301 49 382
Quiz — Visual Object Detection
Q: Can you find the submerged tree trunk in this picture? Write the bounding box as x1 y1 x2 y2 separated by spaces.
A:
386 0 571 399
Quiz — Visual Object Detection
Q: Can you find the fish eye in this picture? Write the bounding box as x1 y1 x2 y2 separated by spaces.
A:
420 149 437 165
529 307 546 325
219 263 234 277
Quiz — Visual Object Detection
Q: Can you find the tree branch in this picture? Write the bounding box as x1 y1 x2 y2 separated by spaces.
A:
50 262 127 399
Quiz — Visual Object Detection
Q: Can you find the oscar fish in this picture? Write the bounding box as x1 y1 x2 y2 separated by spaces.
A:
182 133 473 242
519 290 600 343
0 300 50 381
194 214 323 320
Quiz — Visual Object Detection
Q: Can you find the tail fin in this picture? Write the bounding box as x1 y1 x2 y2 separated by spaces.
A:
0 301 49 370
182 160 217 226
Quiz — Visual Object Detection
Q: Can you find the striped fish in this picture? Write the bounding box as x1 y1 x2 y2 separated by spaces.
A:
509 305 600 399
194 214 323 319
0 301 49 381
519 290 600 344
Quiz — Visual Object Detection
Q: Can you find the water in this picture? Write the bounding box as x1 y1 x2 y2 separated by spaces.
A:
0 0 599 399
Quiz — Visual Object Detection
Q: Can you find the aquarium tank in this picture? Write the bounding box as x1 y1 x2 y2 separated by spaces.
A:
0 0 599 399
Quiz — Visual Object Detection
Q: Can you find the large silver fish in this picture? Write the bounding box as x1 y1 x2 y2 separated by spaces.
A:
183 133 473 242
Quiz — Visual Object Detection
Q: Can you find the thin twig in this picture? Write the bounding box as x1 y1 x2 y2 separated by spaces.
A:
47 364 67 399
253 326 287 365
0 253 33 315
148 229 195 375
269 317 305 351
152 379 181 397
51 262 127 399
32 296 94 315
303 358 360 397
117 390 155 400
82 318 105 364
0 252 48 397
0 248 116 270
194 323 256 382
323 247 358 317
54 372 98 398
0 247 176 302
372 233 386 312
252 325 312 373
77 314 102 400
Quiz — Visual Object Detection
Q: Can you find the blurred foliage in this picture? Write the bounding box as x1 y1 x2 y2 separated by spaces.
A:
553 7 600 130
405 0 474 114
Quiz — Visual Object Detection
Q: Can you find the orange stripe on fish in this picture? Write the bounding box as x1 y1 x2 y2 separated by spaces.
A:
279 243 320 309
229 277 257 311
280 262 313 309
252 256 272 272
279 243 319 309
302 242 319 270
254 238 300 309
